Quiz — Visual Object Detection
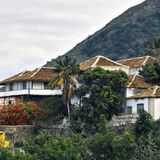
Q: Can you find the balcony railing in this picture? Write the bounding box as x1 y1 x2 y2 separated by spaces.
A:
0 89 62 97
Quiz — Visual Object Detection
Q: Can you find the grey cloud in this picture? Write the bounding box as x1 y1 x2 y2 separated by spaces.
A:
0 0 144 80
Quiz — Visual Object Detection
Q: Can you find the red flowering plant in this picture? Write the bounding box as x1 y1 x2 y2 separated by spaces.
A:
0 102 42 125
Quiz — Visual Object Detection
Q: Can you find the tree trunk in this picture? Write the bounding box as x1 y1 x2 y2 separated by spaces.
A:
67 102 71 122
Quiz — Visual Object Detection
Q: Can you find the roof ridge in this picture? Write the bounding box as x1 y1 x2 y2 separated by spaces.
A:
153 85 159 96
143 56 149 66
127 74 138 88
42 66 55 69
18 70 28 77
91 56 101 67
30 67 42 78
117 55 153 62
96 55 129 68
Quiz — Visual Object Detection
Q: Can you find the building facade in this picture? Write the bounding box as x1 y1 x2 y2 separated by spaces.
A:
0 67 61 107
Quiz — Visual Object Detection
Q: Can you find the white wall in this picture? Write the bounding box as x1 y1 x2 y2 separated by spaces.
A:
126 98 149 114
154 98 160 120
127 98 160 120
126 88 144 97
99 66 129 74
129 67 142 75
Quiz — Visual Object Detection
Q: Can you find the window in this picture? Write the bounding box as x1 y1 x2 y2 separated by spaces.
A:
9 83 13 91
22 81 27 89
44 82 49 89
137 103 144 114
127 106 132 114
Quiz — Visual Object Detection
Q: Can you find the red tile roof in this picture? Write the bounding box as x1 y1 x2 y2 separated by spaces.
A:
80 55 128 71
129 85 160 98
126 74 154 88
117 55 156 68
0 67 56 84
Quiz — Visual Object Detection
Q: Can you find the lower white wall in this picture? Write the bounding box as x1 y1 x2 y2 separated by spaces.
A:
126 88 144 97
127 98 149 114
129 67 142 75
127 98 160 120
100 66 129 74
154 98 160 120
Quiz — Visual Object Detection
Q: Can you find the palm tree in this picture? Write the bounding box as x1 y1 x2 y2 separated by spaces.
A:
49 56 79 122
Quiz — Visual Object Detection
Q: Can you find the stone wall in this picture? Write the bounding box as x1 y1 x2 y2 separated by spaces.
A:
0 125 69 147
0 125 34 146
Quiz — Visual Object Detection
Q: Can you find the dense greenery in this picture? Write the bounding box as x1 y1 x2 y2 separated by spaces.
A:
45 0 160 66
39 96 67 124
140 61 160 83
72 68 128 134
2 111 160 160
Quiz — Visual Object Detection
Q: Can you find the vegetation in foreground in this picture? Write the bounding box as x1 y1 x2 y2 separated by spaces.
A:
1 111 160 160
1 55 160 159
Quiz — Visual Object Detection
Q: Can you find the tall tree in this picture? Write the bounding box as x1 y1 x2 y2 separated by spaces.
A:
73 68 128 134
49 56 79 121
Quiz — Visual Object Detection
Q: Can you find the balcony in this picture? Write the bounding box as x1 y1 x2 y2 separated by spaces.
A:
0 89 62 97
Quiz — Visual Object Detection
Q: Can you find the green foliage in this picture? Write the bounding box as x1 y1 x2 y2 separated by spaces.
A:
0 149 37 160
135 111 154 137
140 62 160 83
23 132 86 160
97 114 107 134
39 96 67 124
133 136 158 160
73 68 128 134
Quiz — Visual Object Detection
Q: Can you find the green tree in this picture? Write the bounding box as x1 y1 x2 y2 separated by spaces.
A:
49 56 79 121
86 130 135 160
135 111 154 137
140 62 160 83
134 136 158 160
39 96 67 124
23 132 86 160
73 68 128 134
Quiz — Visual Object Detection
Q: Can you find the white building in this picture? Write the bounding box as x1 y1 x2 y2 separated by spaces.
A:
126 74 154 98
0 54 157 120
117 55 155 75
0 67 61 106
127 86 160 120
80 55 129 74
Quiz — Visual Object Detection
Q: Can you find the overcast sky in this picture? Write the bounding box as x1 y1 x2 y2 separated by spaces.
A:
0 0 145 80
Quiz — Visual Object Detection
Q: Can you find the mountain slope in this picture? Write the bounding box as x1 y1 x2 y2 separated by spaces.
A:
45 0 160 66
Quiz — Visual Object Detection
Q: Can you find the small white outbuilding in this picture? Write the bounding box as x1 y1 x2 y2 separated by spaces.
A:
126 86 160 120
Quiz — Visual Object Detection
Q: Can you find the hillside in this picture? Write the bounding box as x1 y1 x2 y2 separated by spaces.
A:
45 0 160 66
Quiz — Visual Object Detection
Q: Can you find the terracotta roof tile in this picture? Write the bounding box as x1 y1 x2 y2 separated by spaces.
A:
117 55 156 68
129 86 160 98
0 67 56 84
126 74 154 88
80 55 128 71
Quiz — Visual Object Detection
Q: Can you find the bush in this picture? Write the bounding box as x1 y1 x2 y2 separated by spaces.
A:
39 96 67 124
0 102 41 125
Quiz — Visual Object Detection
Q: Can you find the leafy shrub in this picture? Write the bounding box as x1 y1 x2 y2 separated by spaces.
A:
0 102 41 125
